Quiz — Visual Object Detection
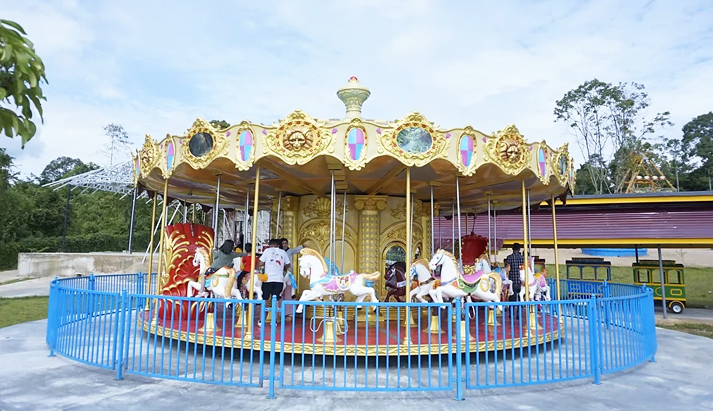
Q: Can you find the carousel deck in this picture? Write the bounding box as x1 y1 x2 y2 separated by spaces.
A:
139 306 562 356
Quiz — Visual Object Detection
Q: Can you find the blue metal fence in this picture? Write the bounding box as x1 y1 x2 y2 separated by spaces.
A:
45 274 657 400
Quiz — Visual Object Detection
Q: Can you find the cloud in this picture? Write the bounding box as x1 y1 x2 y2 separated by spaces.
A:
2 0 713 177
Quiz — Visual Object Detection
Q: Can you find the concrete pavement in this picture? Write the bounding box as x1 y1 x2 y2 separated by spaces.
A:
0 319 712 411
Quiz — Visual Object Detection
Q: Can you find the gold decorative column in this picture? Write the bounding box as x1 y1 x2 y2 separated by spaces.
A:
281 195 300 268
422 202 439 259
354 196 387 281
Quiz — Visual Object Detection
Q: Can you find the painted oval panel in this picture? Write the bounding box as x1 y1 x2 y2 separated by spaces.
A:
239 130 253 162
347 128 365 161
166 142 175 171
134 156 140 178
459 135 474 167
396 127 432 154
538 148 546 176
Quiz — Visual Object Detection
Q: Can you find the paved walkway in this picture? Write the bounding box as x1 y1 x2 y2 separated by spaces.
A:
0 319 712 411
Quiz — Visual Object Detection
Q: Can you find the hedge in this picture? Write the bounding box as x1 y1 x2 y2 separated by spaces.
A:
0 232 150 271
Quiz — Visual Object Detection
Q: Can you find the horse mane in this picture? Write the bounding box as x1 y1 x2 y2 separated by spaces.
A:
412 258 430 268
196 247 211 266
436 249 459 270
299 248 328 273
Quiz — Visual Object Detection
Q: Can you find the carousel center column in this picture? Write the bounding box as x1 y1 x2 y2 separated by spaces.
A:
354 196 387 294
279 196 300 282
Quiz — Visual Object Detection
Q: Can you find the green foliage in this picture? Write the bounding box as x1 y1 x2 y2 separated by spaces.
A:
0 19 47 147
554 79 672 194
681 112 713 190
209 120 230 129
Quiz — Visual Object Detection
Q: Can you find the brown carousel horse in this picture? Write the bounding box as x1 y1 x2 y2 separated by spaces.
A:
384 260 439 303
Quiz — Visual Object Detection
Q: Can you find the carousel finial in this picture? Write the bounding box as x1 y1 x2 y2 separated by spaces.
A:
337 76 370 119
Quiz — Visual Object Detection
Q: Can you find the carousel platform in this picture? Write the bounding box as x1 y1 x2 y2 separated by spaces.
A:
139 305 562 356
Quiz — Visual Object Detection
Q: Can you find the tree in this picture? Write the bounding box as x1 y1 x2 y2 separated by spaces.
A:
39 156 88 184
681 112 713 190
0 19 47 147
209 120 230 129
101 124 130 166
554 79 672 194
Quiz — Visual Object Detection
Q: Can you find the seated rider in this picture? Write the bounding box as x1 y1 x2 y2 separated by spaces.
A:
236 242 256 291
198 239 247 297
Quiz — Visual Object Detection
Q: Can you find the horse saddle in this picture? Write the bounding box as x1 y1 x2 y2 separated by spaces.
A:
460 270 485 286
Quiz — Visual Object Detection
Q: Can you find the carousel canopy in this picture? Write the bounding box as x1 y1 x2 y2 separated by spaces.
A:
135 77 574 214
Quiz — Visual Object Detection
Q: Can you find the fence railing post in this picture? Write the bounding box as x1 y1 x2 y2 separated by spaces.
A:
116 289 128 381
454 298 464 400
588 295 601 385
644 285 657 362
47 278 57 357
268 295 278 399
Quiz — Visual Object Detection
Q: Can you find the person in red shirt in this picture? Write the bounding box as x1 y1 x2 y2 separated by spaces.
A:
236 243 256 294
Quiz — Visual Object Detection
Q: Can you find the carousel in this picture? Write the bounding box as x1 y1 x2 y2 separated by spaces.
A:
134 77 574 356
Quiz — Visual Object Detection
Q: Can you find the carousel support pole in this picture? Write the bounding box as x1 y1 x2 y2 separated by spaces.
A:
455 176 463 270
61 185 71 252
658 245 668 319
404 167 414 336
551 195 561 300
244 186 250 246
430 184 435 257
341 188 347 276
521 180 535 333
128 187 138 254
493 203 498 264
245 168 261 340
214 174 222 247
635 246 639 264
192 203 196 223
182 201 187 224
451 201 455 254
145 194 158 309
274 189 282 239
527 189 533 257
487 194 492 261
157 179 169 297
438 202 442 250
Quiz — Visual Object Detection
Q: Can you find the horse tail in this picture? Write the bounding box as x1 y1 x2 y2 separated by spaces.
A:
359 271 381 282
487 272 503 299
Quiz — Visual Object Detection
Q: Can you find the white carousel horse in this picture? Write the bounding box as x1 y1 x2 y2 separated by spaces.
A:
518 257 551 302
186 248 242 300
427 249 503 308
410 259 438 303
294 248 381 314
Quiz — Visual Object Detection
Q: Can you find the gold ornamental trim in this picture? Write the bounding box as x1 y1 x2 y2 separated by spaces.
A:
140 134 160 176
485 125 532 175
378 112 448 167
263 110 334 165
179 118 228 170
140 318 560 356
303 197 350 219
553 142 570 185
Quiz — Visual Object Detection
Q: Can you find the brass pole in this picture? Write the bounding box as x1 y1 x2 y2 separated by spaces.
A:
551 194 561 299
145 194 158 307
405 168 412 302
521 180 530 301
246 166 261 340
156 178 169 295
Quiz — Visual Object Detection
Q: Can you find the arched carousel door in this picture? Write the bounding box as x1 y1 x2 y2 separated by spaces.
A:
381 242 406 300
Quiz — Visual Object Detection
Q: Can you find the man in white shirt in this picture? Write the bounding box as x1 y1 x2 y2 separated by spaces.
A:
258 238 290 304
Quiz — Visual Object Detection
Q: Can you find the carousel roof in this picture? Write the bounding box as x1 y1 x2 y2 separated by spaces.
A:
135 77 575 214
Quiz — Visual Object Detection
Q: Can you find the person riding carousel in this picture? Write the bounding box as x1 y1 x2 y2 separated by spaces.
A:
196 239 247 297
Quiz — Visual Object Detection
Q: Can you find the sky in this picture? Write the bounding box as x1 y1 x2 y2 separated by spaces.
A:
2 0 713 177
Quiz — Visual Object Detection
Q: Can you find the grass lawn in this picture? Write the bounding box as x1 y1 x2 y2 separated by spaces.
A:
545 264 713 308
0 297 48 329
659 323 713 340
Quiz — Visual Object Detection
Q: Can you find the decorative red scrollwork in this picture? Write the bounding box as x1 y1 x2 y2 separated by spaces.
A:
155 222 214 319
